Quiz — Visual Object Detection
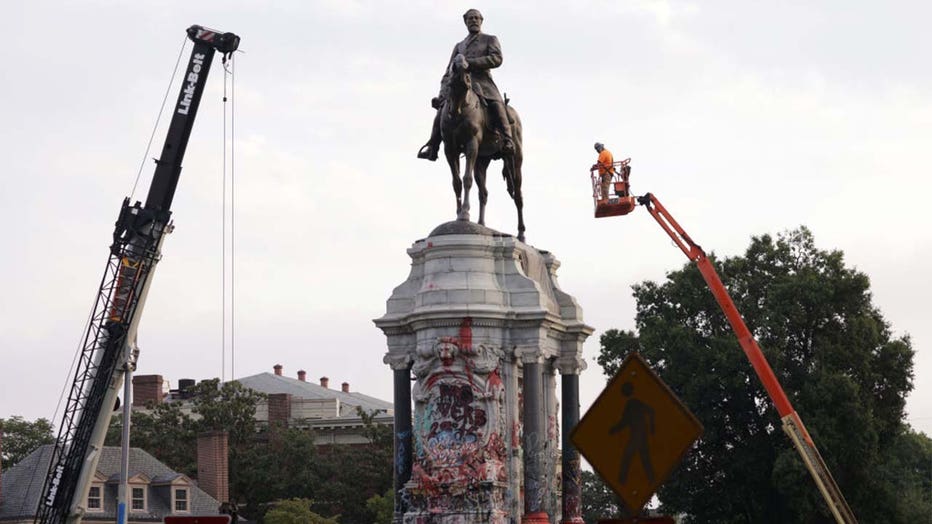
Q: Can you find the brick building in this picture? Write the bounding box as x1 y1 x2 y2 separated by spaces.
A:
133 365 393 445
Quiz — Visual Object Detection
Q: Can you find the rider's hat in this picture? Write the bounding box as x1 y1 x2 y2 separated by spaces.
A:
594 142 604 151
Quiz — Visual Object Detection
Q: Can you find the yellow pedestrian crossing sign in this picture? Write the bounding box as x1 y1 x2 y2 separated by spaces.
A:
571 352 703 513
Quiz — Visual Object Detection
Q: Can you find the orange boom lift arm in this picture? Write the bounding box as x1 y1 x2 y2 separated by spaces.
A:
631 192 857 524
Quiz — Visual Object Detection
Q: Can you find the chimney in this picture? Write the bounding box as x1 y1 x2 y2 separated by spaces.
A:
268 393 292 427
341 382 350 393
132 375 164 407
178 378 196 399
319 376 329 388
197 431 229 503
297 370 306 382
273 364 283 376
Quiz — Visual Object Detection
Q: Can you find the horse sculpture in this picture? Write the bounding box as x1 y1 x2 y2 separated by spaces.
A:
440 54 525 241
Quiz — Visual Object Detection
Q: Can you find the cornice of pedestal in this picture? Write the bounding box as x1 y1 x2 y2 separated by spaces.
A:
375 308 569 333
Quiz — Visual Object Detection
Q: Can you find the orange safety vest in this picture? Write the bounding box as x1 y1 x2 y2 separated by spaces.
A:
597 149 614 176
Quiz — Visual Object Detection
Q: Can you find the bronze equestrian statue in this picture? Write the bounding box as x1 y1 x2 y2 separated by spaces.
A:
417 9 525 242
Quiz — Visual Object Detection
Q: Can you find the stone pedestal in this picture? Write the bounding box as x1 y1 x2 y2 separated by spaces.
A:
375 221 591 524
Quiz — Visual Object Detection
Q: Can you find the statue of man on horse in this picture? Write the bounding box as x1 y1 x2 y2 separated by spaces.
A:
416 9 526 241
417 8 515 162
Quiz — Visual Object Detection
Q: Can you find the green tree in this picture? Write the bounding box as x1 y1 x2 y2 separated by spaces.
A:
105 379 265 495
106 402 198 477
190 378 266 446
0 415 54 468
598 227 919 523
580 470 623 523
311 409 393 523
264 498 337 524
365 489 393 524
233 424 321 517
103 382 396 523
187 378 267 516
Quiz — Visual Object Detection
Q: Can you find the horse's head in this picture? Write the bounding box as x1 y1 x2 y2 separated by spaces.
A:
448 53 472 96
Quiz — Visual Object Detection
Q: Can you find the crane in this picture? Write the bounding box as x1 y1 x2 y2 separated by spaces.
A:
35 25 240 524
591 162 858 524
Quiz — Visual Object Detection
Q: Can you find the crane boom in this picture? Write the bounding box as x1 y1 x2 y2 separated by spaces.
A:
35 25 239 524
635 192 858 524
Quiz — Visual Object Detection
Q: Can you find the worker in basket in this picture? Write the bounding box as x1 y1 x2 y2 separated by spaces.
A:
593 142 614 202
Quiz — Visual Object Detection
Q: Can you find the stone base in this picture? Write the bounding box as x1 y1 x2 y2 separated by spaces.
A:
403 511 510 524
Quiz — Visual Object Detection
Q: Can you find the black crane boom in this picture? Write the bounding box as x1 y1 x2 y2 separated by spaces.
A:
35 25 239 524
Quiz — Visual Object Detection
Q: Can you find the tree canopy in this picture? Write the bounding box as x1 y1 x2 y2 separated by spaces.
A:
263 498 337 524
580 470 622 522
0 415 54 469
106 382 393 523
597 227 930 523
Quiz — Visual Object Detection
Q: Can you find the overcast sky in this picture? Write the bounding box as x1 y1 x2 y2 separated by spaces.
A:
2 1 930 450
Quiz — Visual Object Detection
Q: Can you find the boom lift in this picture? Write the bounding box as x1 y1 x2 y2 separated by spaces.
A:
35 25 239 524
593 161 858 524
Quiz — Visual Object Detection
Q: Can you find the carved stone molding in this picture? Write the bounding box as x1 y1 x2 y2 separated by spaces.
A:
383 352 414 371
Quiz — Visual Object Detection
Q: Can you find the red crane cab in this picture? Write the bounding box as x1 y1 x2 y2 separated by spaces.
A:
591 158 637 218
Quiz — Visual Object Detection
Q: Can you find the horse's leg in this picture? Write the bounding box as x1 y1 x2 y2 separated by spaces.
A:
459 138 479 221
444 145 462 217
475 156 492 226
511 152 525 242
502 156 515 199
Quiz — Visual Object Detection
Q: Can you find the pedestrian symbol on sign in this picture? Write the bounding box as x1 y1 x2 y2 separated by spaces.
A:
610 381 656 485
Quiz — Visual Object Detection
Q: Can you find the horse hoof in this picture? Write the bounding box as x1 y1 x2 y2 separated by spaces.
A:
457 213 470 222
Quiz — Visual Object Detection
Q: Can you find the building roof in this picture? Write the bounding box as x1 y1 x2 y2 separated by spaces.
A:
234 372 393 415
0 445 220 522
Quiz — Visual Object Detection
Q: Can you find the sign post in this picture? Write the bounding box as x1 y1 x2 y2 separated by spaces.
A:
572 353 702 514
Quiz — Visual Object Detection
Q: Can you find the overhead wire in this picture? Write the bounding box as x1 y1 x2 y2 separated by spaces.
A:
230 53 236 381
221 52 237 381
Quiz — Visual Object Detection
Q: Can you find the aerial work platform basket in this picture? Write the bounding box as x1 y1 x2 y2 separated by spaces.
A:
591 158 636 218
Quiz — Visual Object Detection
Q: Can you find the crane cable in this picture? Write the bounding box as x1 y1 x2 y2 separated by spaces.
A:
221 53 236 382
130 35 189 201
53 32 189 431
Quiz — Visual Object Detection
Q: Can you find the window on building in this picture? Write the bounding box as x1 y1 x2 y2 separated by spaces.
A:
87 485 102 511
174 488 189 512
131 486 146 511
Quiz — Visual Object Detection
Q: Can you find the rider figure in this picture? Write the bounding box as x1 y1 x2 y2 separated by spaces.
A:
417 9 515 161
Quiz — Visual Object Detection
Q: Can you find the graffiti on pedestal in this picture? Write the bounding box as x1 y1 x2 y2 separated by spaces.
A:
409 318 509 519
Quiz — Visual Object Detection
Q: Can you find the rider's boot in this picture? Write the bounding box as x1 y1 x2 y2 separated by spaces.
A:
417 140 439 161
417 108 442 161
493 102 515 153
